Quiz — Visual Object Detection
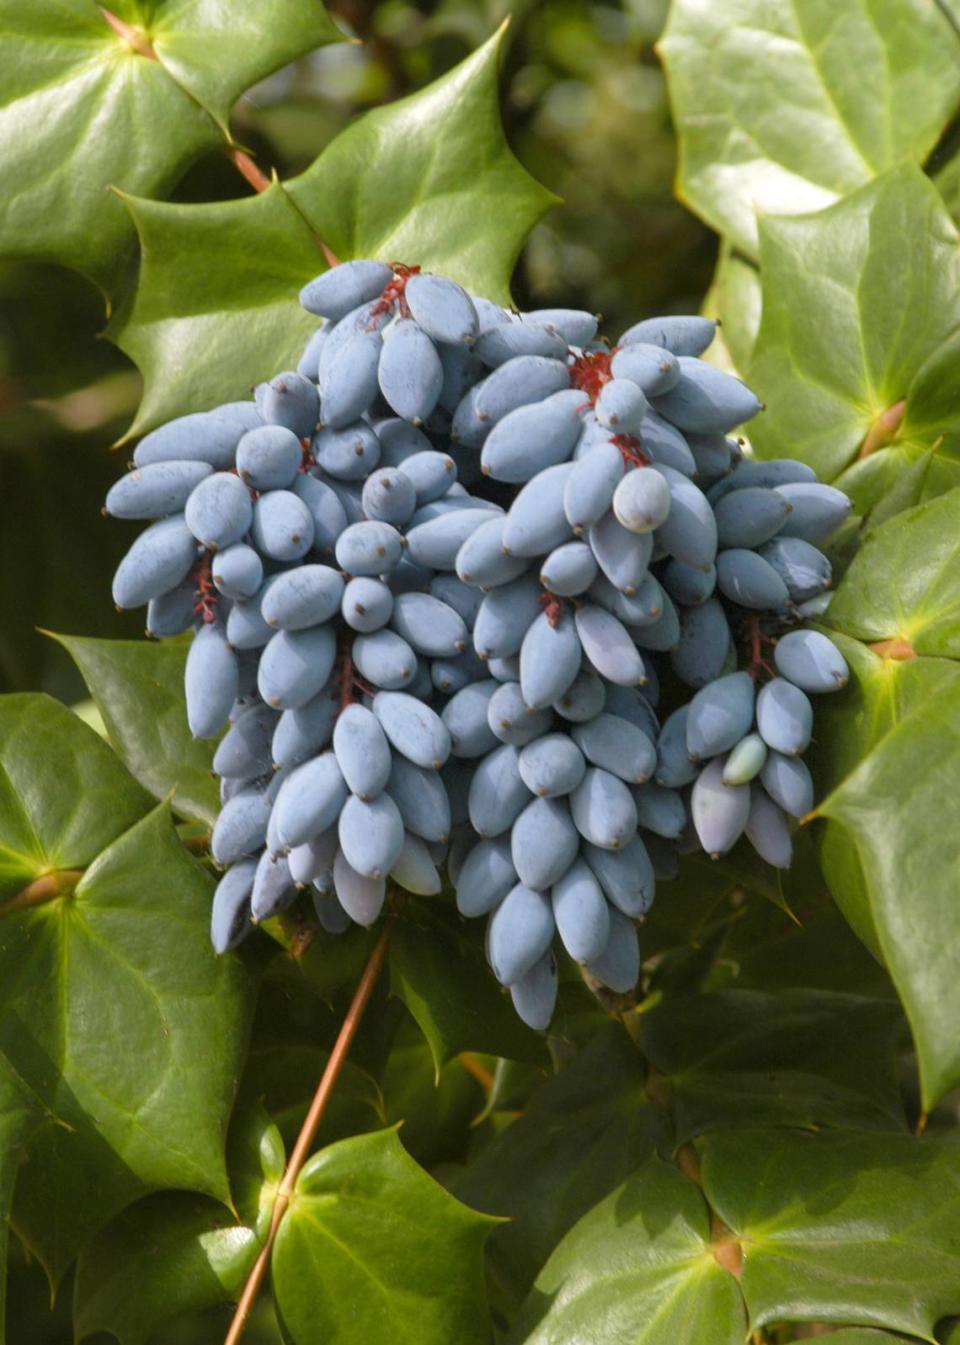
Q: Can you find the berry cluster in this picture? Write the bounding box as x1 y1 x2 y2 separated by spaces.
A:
105 259 850 1029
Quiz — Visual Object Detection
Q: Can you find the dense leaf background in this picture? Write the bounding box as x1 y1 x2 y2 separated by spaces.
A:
3 0 960 1342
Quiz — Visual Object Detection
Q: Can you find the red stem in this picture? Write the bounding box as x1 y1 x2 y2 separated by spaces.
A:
223 910 398 1344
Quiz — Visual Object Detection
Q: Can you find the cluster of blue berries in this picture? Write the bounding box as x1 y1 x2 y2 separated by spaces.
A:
105 259 850 1028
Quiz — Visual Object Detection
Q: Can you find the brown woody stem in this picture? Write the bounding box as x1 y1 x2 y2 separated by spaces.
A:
99 7 158 59
228 148 272 195
0 870 84 919
223 908 398 1344
859 399 906 458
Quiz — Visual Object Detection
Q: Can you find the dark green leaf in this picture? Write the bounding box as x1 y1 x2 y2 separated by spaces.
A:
747 166 960 509
826 491 960 656
73 1102 282 1345
454 1024 668 1312
0 692 151 899
702 1129 960 1338
389 901 548 1071
55 633 219 824
660 0 960 258
640 989 905 1143
703 898 895 1000
285 27 557 306
512 1154 746 1345
113 183 323 438
74 1192 259 1345
272 1127 498 1345
108 0 344 130
0 1064 39 1344
381 1019 487 1168
241 1039 383 1152
3 802 255 1283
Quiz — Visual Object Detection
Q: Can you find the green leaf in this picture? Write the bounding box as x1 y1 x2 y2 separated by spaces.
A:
74 1192 258 1345
112 182 323 438
747 166 960 508
0 0 343 294
0 414 143 698
0 3 216 293
640 990 904 1142
0 692 151 899
241 1039 383 1152
701 245 761 378
512 1155 746 1345
826 491 960 656
454 1024 669 1312
659 0 960 258
112 29 555 436
73 1102 283 1345
272 1127 498 1345
285 27 558 305
0 1064 39 1344
389 901 548 1071
702 1129 960 1338
783 1334 917 1345
814 667 960 1108
808 632 960 959
55 633 220 825
703 898 895 1000
108 0 344 131
3 802 255 1283
381 1019 487 1168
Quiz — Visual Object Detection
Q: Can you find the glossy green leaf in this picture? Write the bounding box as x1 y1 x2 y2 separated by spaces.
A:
285 27 557 305
272 1127 498 1345
0 692 151 899
0 0 343 294
454 1025 669 1312
640 989 904 1142
512 1154 746 1345
747 166 960 508
814 665 960 1108
112 30 555 437
702 1129 960 1338
826 491 960 656
113 182 323 438
108 0 344 130
389 901 548 1071
0 3 216 293
73 1101 282 1344
55 633 219 825
3 802 255 1283
659 0 960 258
809 634 960 958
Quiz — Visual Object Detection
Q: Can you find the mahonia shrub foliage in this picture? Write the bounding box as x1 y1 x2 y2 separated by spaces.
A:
3 2 960 1342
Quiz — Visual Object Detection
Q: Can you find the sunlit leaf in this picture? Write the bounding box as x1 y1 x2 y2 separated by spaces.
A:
660 0 960 258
